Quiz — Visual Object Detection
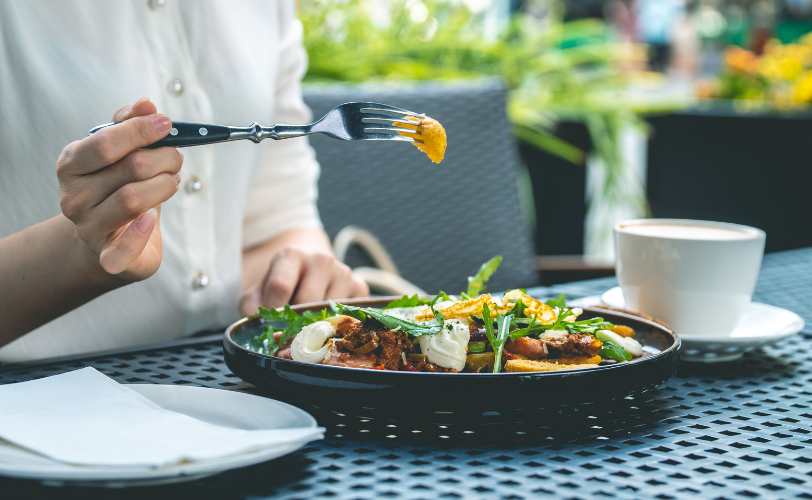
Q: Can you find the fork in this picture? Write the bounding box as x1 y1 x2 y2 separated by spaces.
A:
88 102 424 148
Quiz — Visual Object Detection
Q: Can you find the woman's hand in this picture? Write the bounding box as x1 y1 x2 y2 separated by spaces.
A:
56 99 182 281
239 229 369 316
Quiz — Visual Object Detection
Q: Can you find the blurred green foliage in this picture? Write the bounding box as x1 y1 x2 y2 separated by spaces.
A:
300 0 650 219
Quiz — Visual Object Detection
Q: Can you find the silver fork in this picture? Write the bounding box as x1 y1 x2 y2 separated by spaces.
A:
88 102 424 149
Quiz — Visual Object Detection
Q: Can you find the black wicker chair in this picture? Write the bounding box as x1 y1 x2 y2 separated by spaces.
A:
303 79 537 294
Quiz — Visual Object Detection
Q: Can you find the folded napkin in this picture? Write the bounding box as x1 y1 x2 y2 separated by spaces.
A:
0 368 323 467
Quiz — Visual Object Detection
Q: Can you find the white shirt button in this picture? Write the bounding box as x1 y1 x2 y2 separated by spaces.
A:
192 272 209 290
168 79 184 96
185 176 203 194
148 0 166 9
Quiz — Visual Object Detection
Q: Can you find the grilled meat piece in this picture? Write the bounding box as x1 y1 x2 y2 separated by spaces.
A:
505 334 602 360
322 340 377 368
404 358 457 373
334 320 414 371
276 339 294 359
376 329 413 371
335 316 360 337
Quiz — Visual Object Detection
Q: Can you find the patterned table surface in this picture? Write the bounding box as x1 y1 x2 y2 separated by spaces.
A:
2 248 811 500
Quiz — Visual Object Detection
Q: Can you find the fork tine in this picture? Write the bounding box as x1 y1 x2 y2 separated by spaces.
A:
363 132 424 144
362 117 421 126
364 125 423 135
360 106 423 118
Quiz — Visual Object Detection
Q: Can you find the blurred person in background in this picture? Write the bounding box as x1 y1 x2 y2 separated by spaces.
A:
0 0 368 363
637 0 686 70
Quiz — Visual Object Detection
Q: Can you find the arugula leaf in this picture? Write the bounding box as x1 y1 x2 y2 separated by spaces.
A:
503 297 527 318
482 302 513 373
565 317 615 334
545 294 567 309
493 313 514 374
598 339 633 361
482 301 496 347
334 293 446 338
509 312 541 340
463 256 502 299
511 307 612 338
385 294 430 309
251 306 334 356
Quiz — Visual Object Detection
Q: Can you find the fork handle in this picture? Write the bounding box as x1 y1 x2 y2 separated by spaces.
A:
88 121 233 149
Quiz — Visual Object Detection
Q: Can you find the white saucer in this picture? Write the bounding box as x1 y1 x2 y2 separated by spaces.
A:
569 287 805 363
0 385 319 487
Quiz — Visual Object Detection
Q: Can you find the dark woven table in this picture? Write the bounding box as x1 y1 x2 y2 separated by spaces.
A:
2 248 811 500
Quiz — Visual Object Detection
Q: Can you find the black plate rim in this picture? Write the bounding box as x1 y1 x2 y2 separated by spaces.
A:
223 297 681 379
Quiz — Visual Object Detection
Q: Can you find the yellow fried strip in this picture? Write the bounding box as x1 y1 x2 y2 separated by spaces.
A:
415 294 500 322
502 290 557 324
504 358 601 373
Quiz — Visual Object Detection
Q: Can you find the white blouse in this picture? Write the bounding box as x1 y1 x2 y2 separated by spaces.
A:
0 0 323 362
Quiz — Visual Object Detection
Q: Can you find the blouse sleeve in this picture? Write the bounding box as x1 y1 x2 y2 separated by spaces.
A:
241 4 323 249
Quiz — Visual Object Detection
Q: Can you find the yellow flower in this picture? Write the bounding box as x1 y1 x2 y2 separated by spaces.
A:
724 46 759 74
780 57 803 80
793 71 812 102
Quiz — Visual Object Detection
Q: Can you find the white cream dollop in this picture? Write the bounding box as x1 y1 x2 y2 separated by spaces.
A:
596 329 643 357
418 319 470 371
290 321 339 364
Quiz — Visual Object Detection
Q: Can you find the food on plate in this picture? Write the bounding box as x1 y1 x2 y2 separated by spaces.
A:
250 256 646 373
395 115 446 163
505 357 602 372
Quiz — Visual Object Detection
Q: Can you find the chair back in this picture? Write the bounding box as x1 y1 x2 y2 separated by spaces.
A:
303 79 537 294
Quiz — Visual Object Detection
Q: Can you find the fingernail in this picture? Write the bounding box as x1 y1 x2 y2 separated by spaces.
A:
152 114 172 134
173 173 181 186
135 208 158 234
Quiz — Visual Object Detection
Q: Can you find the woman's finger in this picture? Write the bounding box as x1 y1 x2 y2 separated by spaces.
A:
74 148 183 209
324 263 355 301
291 253 335 304
261 250 305 308
98 206 159 275
239 286 262 317
79 172 179 250
112 98 157 122
57 113 173 177
350 275 370 298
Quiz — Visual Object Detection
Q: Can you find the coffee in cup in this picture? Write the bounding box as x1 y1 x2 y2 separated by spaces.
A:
614 219 765 337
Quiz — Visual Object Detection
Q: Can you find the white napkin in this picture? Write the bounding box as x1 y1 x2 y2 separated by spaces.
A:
0 367 323 467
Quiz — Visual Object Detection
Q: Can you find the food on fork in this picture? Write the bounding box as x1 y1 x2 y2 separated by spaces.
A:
395 115 447 163
250 256 646 373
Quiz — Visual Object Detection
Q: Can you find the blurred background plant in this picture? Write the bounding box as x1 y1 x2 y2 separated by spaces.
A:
696 34 812 107
299 0 657 256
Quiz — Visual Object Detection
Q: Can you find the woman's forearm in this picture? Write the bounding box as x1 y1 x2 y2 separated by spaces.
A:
0 215 123 347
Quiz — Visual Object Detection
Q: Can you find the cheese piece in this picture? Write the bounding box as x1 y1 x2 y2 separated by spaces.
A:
417 319 469 371
290 321 338 364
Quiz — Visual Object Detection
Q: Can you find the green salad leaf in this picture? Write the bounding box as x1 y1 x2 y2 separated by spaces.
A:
565 317 615 334
461 255 502 299
482 302 513 373
503 296 527 318
251 306 334 356
385 292 454 309
334 293 446 338
545 294 567 309
385 294 431 309
493 313 514 374
598 339 633 361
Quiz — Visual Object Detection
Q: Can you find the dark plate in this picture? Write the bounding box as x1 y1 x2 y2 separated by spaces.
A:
223 298 681 417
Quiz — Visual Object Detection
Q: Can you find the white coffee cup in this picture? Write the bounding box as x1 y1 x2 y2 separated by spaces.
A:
614 219 766 336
